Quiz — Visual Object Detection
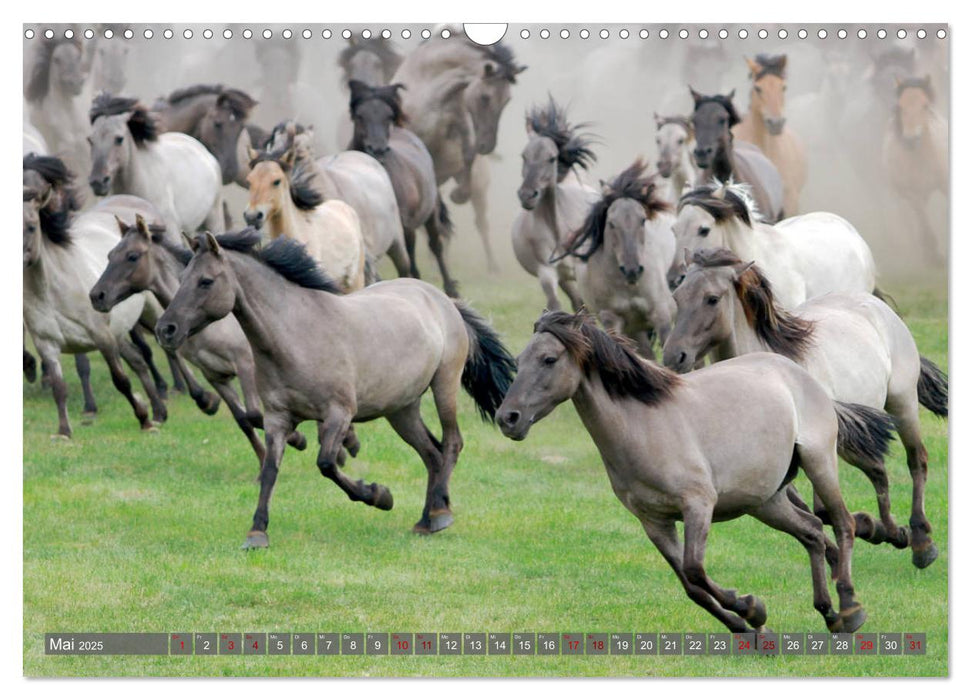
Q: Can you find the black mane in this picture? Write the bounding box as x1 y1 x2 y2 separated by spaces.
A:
25 37 81 102
23 154 84 247
678 184 754 228
90 93 159 146
247 149 324 211
476 41 525 83
691 91 742 128
561 159 669 261
752 54 787 79
212 228 342 293
526 96 597 179
535 311 680 406
166 84 223 104
348 80 407 125
338 38 403 82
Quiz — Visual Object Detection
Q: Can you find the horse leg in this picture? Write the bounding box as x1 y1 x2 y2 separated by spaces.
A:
385 400 453 534
387 237 414 279
424 213 459 299
118 339 168 425
315 411 394 510
422 365 466 532
798 442 867 632
98 345 153 431
844 454 910 550
681 500 771 630
170 351 221 415
243 419 290 549
785 485 840 575
640 518 752 633
751 489 841 632
129 327 169 398
23 347 38 383
469 162 499 273
888 399 938 569
555 264 584 312
75 354 98 419
537 266 563 312
35 343 71 438
209 378 265 468
403 227 421 279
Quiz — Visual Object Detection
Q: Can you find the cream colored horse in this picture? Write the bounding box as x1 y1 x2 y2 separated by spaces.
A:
733 55 808 216
244 147 365 292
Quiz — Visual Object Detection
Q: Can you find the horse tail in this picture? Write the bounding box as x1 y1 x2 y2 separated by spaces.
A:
834 401 896 466
437 197 455 240
455 302 516 423
917 355 948 418
873 286 899 313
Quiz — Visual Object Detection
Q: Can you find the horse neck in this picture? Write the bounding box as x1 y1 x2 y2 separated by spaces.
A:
112 140 142 194
746 98 769 147
717 217 759 261
266 191 304 242
711 141 735 182
712 293 766 361
675 145 697 193
148 246 187 307
536 182 562 241
570 372 661 460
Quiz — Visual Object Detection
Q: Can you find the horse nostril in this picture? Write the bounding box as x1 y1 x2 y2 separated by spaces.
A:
638 265 645 274
160 323 177 338
502 410 521 427
678 352 687 366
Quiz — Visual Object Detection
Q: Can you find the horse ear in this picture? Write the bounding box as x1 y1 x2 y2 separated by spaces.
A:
777 54 788 72
744 56 760 76
514 64 527 75
134 213 151 239
712 183 728 200
114 214 127 234
732 260 755 280
725 89 735 102
246 145 259 164
689 86 703 104
182 231 198 252
280 146 297 169
653 112 663 128
600 179 613 196
203 231 221 257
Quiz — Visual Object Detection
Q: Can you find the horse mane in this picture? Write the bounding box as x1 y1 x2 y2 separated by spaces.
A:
248 148 324 211
348 80 408 126
656 114 693 137
217 88 259 119
896 76 935 103
752 53 787 79
534 311 680 406
212 228 342 293
561 159 669 261
475 41 524 83
526 96 597 179
338 38 403 81
90 93 159 146
678 181 758 227
166 84 223 104
689 247 815 361
691 92 742 128
23 154 86 247
25 37 81 102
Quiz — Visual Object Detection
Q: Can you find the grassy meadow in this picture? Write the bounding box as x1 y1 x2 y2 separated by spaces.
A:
22 244 948 678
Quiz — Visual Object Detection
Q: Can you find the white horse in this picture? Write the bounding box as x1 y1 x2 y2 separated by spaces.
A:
88 94 225 238
244 147 366 292
653 114 699 205
670 182 877 307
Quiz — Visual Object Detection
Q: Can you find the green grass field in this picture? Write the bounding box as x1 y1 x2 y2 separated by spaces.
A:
22 250 948 678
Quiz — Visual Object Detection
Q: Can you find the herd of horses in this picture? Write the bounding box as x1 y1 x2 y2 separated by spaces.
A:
23 29 948 635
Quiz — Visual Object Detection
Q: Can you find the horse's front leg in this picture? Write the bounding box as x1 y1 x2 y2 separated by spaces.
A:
316 409 394 510
243 418 291 550
449 132 477 205
170 351 221 415
35 341 71 438
74 354 98 420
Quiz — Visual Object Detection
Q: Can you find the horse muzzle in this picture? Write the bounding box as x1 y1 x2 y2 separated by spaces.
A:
661 345 696 374
155 320 188 351
764 117 786 136
89 287 114 313
243 209 265 229
89 175 111 197
497 408 532 441
518 187 540 210
619 265 644 285
656 161 674 178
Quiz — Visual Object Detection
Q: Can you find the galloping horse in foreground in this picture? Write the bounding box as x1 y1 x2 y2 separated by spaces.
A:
88 93 225 237
90 215 307 469
497 311 878 633
348 81 459 296
245 146 366 292
733 55 808 216
689 88 784 223
663 249 947 568
558 160 676 359
670 183 877 308
392 37 526 271
156 229 516 548
512 97 598 312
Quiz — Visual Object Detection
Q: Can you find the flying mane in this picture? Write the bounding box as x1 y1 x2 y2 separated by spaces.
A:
526 96 597 179
208 228 343 293
677 181 760 227
348 80 408 125
472 41 525 83
560 159 669 261
688 247 815 361
535 311 680 405
90 93 159 146
23 154 85 247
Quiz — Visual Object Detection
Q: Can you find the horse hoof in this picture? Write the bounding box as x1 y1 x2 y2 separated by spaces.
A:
450 186 471 205
444 284 461 299
287 431 307 451
50 433 71 441
371 484 394 511
853 512 877 541
838 605 867 634
81 411 97 425
742 595 768 629
142 423 161 434
912 541 939 569
199 393 221 416
412 509 454 535
241 531 269 550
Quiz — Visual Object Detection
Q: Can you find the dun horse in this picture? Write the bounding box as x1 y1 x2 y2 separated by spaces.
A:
511 97 597 312
348 80 459 297
156 229 516 548
733 55 808 216
689 88 784 223
663 249 947 568
497 311 880 633
557 160 676 359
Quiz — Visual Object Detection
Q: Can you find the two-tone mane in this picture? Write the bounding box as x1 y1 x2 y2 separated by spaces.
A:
535 311 680 405
90 93 159 146
339 38 403 82
560 159 669 262
348 80 408 125
205 228 342 293
677 182 759 227
25 37 82 102
526 96 597 180
248 149 324 211
166 83 224 104
689 247 815 361
750 54 788 80
473 41 525 83
168 85 258 120
23 154 84 247
691 92 742 128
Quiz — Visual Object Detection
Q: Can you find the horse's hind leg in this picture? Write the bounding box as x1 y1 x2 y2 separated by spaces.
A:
75 354 98 419
424 210 460 298
403 227 421 279
386 400 453 534
24 347 38 383
99 345 153 431
537 266 563 312
555 264 584 312
640 518 752 633
681 499 771 630
844 454 910 550
387 238 414 279
315 410 394 511
470 165 499 273
35 343 72 438
118 338 168 425
752 489 842 631
786 485 840 575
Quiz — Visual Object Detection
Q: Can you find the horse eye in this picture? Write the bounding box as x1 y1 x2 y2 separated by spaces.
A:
698 226 710 237
127 253 140 263
718 118 727 126
677 137 684 145
706 295 719 306
114 136 124 145
199 278 214 288
480 94 490 105
543 356 557 366
272 179 282 187
548 156 556 164
754 86 762 94
213 121 223 129
27 225 36 233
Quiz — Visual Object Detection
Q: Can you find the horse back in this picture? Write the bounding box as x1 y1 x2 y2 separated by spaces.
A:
733 142 784 221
